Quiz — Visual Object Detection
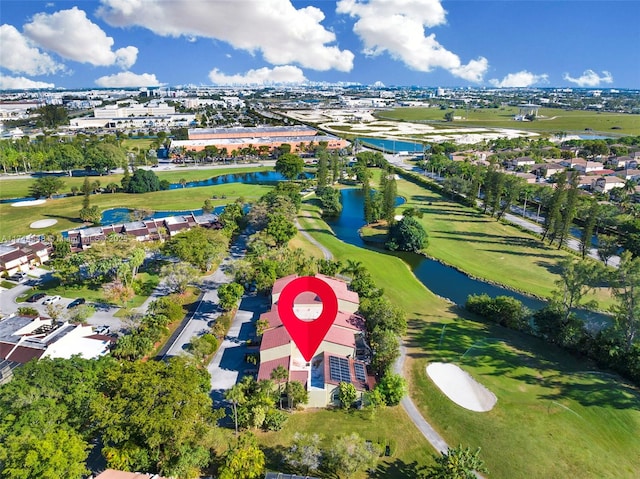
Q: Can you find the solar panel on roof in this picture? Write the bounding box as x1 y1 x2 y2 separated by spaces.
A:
354 362 366 382
329 356 351 383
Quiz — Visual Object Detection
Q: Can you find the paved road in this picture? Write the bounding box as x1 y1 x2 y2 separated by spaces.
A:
385 152 621 267
162 233 248 358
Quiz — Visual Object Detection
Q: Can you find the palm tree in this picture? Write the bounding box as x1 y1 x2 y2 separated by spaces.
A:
270 365 288 408
225 384 245 436
341 259 366 277
179 178 187 188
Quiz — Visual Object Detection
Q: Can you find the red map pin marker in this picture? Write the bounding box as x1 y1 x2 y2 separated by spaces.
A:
277 276 339 362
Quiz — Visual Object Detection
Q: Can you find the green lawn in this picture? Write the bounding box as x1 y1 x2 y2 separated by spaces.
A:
394 174 614 307
257 407 435 478
378 107 640 136
294 201 640 479
0 181 273 237
0 165 271 199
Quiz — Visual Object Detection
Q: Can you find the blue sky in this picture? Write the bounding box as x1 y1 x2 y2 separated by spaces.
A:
1 0 638 90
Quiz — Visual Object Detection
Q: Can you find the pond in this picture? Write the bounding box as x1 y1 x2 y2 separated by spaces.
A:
167 170 309 189
326 188 610 328
1 170 308 204
356 137 425 154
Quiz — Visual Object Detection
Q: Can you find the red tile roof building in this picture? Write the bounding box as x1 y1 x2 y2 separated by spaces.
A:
257 274 373 408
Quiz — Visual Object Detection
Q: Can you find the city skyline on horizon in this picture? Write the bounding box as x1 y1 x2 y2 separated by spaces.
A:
1 0 639 91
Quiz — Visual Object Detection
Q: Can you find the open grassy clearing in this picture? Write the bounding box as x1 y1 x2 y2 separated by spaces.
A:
393 174 614 308
119 138 155 151
257 407 435 478
0 165 271 199
295 201 640 479
0 182 272 237
407 319 640 479
289 230 325 259
378 107 640 136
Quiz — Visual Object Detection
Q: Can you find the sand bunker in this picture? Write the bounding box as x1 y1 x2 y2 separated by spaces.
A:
12 199 46 207
427 362 497 412
30 219 58 229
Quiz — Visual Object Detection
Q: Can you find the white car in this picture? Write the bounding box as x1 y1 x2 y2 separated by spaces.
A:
42 295 62 305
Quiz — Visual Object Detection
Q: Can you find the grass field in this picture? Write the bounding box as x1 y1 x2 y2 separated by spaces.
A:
0 165 271 200
292 201 640 479
257 407 435 478
0 181 273 238
378 106 640 136
393 174 613 307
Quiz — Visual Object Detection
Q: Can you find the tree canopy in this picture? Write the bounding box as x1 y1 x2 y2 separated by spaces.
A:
275 153 305 180
163 227 230 271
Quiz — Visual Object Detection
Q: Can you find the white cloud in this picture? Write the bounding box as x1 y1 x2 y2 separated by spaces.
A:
114 46 138 69
0 24 63 75
489 70 549 88
97 0 353 71
563 69 613 87
208 66 307 86
0 75 55 90
23 7 137 68
336 0 488 82
95 71 161 87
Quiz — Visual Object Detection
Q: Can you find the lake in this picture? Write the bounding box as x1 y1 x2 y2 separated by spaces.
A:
326 188 610 329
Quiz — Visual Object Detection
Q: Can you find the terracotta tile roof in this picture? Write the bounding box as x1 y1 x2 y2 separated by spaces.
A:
289 370 308 387
323 327 356 348
260 310 282 330
257 356 290 381
0 249 26 264
334 311 365 331
271 274 298 295
272 274 359 305
260 326 292 351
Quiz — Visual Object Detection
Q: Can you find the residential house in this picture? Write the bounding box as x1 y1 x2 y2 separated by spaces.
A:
531 162 565 179
257 274 374 408
67 213 220 251
510 156 536 170
510 171 537 184
0 315 114 366
607 156 638 170
0 240 52 275
592 176 626 193
614 169 640 181
560 157 605 174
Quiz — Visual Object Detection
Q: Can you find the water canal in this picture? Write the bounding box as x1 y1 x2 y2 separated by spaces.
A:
326 188 610 328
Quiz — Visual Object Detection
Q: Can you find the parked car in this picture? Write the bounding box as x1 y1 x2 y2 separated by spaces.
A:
26 292 46 303
8 272 27 282
42 295 61 305
67 298 86 309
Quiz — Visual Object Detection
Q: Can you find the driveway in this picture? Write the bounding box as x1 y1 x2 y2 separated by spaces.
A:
207 294 269 404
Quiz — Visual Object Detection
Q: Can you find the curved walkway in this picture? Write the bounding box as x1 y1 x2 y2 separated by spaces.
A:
296 211 333 260
394 343 449 454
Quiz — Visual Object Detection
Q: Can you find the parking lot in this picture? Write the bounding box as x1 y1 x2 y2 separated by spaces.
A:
0 268 125 334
